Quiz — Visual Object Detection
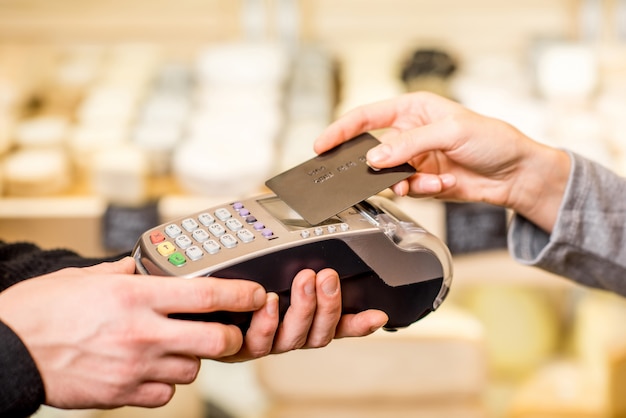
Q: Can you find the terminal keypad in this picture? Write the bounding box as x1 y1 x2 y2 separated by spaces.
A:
150 202 275 267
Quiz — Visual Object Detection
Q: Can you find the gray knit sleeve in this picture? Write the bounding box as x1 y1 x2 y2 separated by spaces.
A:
508 151 626 296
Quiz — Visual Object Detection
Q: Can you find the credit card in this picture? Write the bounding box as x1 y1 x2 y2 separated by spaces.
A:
265 133 416 225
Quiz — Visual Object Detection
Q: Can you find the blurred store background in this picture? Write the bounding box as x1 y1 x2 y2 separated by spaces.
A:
2 0 626 417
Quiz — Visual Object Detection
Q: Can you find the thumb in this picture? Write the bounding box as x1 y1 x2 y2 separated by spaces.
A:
82 256 138 275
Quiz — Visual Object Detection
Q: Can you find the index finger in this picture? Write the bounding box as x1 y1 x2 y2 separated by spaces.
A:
139 276 267 315
313 97 404 154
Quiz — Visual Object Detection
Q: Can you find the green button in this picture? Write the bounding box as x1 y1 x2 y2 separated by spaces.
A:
168 252 186 266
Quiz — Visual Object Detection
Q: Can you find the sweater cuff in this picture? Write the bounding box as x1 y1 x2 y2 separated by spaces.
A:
507 214 551 265
0 320 45 417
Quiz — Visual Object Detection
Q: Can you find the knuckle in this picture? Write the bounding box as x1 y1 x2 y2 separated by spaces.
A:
205 328 238 356
313 303 341 325
207 332 228 354
309 335 334 348
108 381 137 405
114 359 146 387
290 335 308 351
123 383 175 408
320 302 341 317
146 385 176 408
112 320 156 348
179 359 201 383
110 279 143 310
249 346 272 359
190 281 217 309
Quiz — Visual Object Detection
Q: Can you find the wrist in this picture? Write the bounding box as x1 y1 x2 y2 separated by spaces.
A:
511 144 571 233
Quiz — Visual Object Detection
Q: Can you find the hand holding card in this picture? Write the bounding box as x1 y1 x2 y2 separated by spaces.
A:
265 133 416 225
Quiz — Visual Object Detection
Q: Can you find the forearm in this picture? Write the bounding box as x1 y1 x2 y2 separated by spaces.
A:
509 151 626 295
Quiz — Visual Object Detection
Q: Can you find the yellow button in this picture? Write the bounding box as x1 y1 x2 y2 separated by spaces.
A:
157 242 176 256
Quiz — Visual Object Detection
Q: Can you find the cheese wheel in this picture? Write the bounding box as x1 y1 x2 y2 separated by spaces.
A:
459 285 561 379
3 148 71 196
15 116 69 148
90 145 148 206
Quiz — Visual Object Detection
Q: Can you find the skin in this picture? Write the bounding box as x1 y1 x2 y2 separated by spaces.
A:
314 91 572 234
0 257 388 410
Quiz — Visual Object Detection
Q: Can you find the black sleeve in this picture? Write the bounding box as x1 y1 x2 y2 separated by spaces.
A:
0 320 45 418
0 240 129 292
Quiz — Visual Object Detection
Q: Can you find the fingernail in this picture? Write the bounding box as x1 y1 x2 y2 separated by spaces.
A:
266 293 278 316
367 144 391 165
393 181 409 197
371 313 389 332
369 324 382 333
254 288 267 306
423 177 443 193
304 280 316 296
440 173 457 187
322 275 339 296
365 160 381 171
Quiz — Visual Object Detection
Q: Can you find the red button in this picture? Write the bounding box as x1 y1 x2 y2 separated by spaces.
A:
150 231 166 244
